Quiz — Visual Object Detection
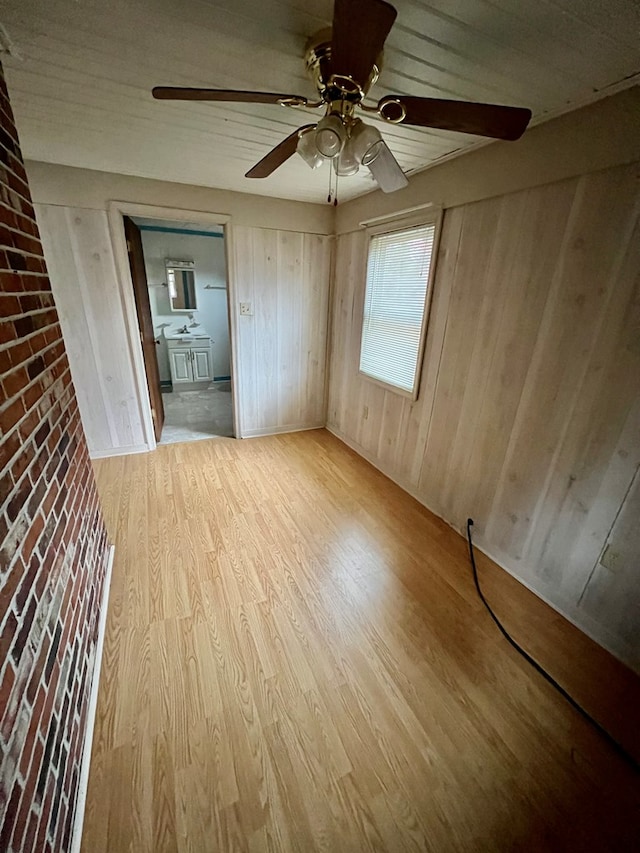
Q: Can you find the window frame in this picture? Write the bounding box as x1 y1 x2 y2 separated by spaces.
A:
358 208 443 402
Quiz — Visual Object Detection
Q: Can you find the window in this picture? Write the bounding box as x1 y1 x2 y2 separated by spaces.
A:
359 214 440 399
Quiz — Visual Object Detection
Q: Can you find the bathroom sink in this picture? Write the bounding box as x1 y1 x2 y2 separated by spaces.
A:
165 333 210 341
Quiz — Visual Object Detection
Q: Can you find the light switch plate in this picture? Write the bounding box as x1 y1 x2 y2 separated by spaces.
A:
240 302 253 316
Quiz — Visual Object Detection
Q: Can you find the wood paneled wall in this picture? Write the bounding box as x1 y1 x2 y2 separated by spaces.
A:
230 227 331 437
35 204 148 456
35 206 333 454
328 160 640 671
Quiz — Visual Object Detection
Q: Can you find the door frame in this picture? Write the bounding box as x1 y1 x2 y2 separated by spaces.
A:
107 201 240 449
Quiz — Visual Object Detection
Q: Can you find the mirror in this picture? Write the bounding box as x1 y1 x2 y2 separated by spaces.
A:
166 259 197 311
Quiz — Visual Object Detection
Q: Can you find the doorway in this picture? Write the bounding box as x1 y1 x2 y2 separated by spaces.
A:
124 215 235 444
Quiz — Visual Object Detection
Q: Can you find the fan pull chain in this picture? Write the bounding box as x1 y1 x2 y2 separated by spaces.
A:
327 163 333 205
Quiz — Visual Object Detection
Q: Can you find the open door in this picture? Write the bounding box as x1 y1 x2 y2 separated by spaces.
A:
124 216 165 442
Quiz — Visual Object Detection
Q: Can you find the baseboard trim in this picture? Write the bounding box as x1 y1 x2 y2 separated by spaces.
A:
71 543 116 853
241 423 324 439
89 444 150 459
326 424 637 674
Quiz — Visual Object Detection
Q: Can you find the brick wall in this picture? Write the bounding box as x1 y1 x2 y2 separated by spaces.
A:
0 65 111 852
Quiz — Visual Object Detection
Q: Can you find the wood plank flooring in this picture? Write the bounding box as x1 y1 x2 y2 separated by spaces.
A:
85 430 640 852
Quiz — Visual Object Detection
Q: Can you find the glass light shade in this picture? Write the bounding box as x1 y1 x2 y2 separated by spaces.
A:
315 114 346 159
350 120 384 166
333 139 360 176
366 141 409 193
296 127 323 169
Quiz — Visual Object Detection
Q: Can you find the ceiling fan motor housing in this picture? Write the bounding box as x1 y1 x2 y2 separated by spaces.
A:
305 28 382 110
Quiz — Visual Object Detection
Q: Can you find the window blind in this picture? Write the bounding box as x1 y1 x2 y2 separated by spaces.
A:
359 223 436 395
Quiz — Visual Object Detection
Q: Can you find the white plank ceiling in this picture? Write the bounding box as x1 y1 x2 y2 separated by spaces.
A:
2 0 639 204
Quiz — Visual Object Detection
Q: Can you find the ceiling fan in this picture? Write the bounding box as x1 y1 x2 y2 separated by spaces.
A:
152 0 531 198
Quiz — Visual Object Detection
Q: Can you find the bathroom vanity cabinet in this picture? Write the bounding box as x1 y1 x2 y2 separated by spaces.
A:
166 335 213 385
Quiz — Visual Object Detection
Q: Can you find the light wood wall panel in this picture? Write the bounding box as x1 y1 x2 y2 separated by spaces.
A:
581 466 640 668
230 226 331 436
327 160 640 671
36 208 332 453
35 204 148 456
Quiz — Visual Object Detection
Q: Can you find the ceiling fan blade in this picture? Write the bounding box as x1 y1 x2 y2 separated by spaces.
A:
367 142 408 193
152 87 308 105
379 95 531 140
245 125 315 179
331 0 397 89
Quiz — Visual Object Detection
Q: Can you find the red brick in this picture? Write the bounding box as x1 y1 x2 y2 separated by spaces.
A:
0 62 108 851
6 471 31 521
2 364 28 398
28 639 49 718
7 339 31 367
0 554 22 623
41 479 59 517
12 747 39 850
0 348 11 373
0 660 16 718
0 271 23 292
0 396 24 432
35 772 55 848
20 511 44 564
0 779 23 851
10 440 35 483
0 292 20 314
0 608 18 662
0 423 20 467
22 380 44 412
22 809 38 853
0 647 32 743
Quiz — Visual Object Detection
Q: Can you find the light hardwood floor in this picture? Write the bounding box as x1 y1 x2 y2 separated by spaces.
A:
85 430 640 852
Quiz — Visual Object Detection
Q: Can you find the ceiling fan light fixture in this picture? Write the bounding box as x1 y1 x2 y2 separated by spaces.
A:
366 140 408 193
296 126 323 169
333 141 360 176
350 120 384 166
315 114 346 158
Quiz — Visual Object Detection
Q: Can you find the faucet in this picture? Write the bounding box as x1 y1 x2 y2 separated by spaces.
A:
178 325 189 334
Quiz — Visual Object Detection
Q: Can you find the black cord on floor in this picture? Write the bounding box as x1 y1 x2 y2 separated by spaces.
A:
465 518 640 775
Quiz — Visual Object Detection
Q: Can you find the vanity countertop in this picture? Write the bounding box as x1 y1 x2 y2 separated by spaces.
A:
165 333 211 342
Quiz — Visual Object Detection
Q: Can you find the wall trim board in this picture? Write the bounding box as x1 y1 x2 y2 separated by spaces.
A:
322 235 337 430
138 224 224 238
220 222 243 438
70 543 116 853
106 200 241 448
326 424 637 673
242 423 325 439
89 443 150 459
